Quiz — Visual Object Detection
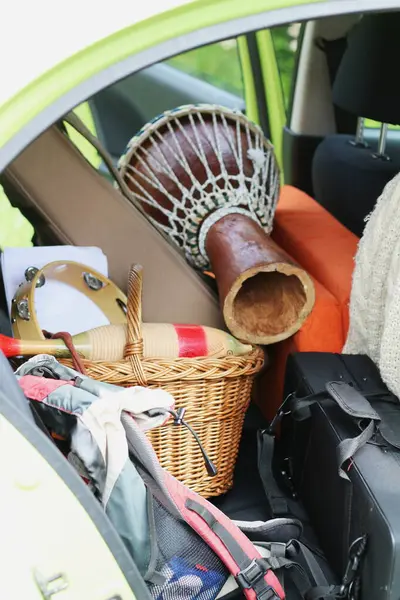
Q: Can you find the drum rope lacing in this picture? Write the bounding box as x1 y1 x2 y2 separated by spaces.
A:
118 104 280 269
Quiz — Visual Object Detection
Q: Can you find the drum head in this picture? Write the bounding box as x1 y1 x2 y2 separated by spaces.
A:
118 104 280 269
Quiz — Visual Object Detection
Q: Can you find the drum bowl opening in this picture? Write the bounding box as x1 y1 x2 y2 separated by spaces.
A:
233 271 307 339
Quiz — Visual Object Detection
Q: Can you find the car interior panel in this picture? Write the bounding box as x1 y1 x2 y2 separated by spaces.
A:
1 125 224 328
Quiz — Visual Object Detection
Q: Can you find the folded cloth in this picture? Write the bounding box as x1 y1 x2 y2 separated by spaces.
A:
16 354 175 431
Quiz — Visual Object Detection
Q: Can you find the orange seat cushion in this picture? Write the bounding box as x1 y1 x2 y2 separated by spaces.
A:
255 273 344 420
272 185 359 337
256 185 359 420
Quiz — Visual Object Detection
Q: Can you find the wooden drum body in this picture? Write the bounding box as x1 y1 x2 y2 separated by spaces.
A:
119 104 315 344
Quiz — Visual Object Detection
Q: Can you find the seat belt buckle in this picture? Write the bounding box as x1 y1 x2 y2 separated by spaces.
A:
236 559 280 599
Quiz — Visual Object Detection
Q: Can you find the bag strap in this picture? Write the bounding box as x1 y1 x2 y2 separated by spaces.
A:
257 426 308 522
255 540 342 600
286 382 382 480
186 499 283 600
288 541 327 587
257 429 291 518
325 382 380 479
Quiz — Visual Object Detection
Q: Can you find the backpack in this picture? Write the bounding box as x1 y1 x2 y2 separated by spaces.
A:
16 354 342 600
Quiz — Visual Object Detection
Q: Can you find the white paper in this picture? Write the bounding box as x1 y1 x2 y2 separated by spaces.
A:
2 246 110 336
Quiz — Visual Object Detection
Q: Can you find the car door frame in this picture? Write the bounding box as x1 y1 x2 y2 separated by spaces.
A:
239 31 286 174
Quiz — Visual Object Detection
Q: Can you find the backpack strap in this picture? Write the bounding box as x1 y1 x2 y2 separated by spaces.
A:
185 498 284 600
234 517 303 544
255 541 342 600
216 539 342 600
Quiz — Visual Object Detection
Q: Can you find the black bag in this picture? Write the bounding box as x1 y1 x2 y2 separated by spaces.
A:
272 352 400 600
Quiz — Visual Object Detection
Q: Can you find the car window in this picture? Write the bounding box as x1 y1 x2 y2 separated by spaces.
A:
271 23 301 111
0 185 34 249
166 39 244 98
166 26 300 110
65 27 300 179
365 119 400 131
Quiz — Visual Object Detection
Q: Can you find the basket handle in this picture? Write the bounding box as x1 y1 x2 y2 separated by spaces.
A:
124 264 148 386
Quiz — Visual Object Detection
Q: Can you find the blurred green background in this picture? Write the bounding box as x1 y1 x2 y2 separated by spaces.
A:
0 24 299 250
168 25 299 106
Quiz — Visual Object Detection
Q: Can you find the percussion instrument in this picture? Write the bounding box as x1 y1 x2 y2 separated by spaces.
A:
1 323 251 360
119 104 315 344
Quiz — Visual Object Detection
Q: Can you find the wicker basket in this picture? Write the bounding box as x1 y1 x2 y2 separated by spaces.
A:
62 265 264 497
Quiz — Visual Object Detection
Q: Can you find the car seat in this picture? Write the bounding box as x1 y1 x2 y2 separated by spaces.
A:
312 11 400 237
255 12 400 420
256 185 358 420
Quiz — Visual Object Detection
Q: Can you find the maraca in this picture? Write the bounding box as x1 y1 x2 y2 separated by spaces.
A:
0 322 252 361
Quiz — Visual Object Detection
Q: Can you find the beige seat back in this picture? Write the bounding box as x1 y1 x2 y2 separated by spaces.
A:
3 124 224 327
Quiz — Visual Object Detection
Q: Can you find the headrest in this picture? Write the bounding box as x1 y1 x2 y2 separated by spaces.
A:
333 11 400 125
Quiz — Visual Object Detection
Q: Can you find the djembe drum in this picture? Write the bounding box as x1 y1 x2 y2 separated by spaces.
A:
119 104 315 345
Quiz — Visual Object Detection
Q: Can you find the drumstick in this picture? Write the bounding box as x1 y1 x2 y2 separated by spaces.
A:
0 323 252 361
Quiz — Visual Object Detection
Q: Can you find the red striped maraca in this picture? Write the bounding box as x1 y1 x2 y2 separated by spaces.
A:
0 323 252 361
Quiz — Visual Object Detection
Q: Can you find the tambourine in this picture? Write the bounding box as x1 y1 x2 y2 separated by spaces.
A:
7 261 251 360
11 261 127 341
